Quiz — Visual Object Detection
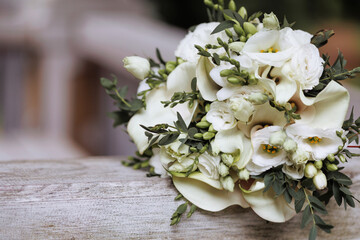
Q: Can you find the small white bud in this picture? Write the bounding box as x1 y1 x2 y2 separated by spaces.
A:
219 162 229 177
292 148 310 165
304 163 317 178
247 93 268 105
269 130 287 147
221 153 234 166
123 56 150 80
220 176 235 192
283 138 297 153
238 168 250 181
263 12 280 30
229 42 245 52
313 171 327 190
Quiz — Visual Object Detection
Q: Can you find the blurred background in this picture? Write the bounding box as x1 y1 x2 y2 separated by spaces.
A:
0 0 359 160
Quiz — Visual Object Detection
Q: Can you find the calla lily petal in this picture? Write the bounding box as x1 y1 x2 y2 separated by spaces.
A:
242 181 296 222
196 56 220 101
213 128 244 153
173 175 250 211
298 81 350 129
167 62 196 93
171 171 222 189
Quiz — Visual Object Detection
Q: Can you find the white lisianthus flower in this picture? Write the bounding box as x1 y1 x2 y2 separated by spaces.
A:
291 148 310 165
206 101 237 131
246 126 288 175
123 56 150 80
282 163 305 180
263 12 280 30
242 27 312 67
286 124 343 161
175 22 230 63
285 44 324 90
198 152 221 180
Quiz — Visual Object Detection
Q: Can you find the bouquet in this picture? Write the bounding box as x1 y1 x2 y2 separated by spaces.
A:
101 1 360 239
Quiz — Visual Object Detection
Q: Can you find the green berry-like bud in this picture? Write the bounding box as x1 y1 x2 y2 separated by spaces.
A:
196 121 211 129
327 154 335 162
205 104 210 112
165 61 177 73
176 57 185 65
338 145 343 151
194 133 203 139
190 147 197 152
247 33 253 39
247 73 258 85
204 0 214 8
201 116 207 122
240 35 247 42
326 163 338 171
247 93 268 105
225 29 233 38
208 124 217 133
220 69 236 77
238 6 247 19
336 130 343 138
314 160 323 170
233 24 245 36
243 22 257 35
227 76 246 85
339 154 346 163
228 0 236 11
203 132 215 140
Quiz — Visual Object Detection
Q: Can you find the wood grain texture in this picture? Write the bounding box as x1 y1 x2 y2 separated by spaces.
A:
0 156 360 240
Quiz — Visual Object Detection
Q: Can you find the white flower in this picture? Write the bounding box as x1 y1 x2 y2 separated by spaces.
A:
198 152 221 180
291 148 310 165
228 95 255 123
123 56 150 80
286 124 343 161
263 12 280 30
282 163 305 180
229 42 245 52
313 171 327 190
304 163 318 178
148 149 168 177
285 44 324 90
269 130 287 147
175 22 230 63
220 176 235 192
219 162 229 177
283 138 298 153
206 101 236 131
242 27 312 67
246 126 288 175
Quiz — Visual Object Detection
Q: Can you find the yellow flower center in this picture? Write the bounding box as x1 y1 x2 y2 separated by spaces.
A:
307 136 322 144
262 144 279 154
260 47 279 53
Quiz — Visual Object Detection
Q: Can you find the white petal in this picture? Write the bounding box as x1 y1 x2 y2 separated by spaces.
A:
213 128 244 153
242 181 296 222
196 56 221 101
271 64 297 104
167 62 196 93
173 175 249 211
299 81 350 129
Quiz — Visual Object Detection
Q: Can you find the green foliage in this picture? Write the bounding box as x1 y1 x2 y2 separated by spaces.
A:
121 149 160 177
100 75 145 127
342 107 360 144
162 78 201 108
269 98 301 123
171 195 197 225
280 16 295 28
311 29 335 48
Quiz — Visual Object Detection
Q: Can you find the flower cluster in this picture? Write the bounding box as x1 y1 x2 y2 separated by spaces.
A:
101 1 360 239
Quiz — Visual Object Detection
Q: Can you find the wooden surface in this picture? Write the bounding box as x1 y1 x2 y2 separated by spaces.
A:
1 156 360 240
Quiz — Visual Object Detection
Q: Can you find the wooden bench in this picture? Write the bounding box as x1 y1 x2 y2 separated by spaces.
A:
1 156 359 239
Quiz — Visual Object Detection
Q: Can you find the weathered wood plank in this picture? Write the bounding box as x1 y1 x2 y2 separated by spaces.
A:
0 156 360 240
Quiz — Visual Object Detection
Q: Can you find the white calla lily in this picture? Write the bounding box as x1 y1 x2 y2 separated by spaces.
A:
196 56 220 101
172 175 249 212
241 181 296 222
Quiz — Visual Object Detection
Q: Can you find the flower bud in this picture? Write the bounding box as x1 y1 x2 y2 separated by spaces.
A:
123 56 151 80
327 153 335 162
225 29 233 38
196 121 211 129
238 6 247 19
190 147 197 152
229 42 245 52
247 93 268 105
314 160 323 170
283 138 297 153
233 24 245 36
313 171 327 190
269 130 287 147
240 36 247 42
165 61 177 73
220 69 236 77
228 0 236 11
204 0 214 8
203 132 215 140
339 154 346 163
247 73 258 85
227 76 246 85
263 12 280 30
208 124 217 133
221 176 235 192
326 163 338 171
205 103 210 112
194 133 203 139
219 162 229 177
176 57 185 65
238 168 250 181
304 163 317 178
243 22 257 35
292 149 310 165
221 153 234 166
229 97 254 123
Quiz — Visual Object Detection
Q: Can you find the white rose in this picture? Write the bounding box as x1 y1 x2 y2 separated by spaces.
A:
175 22 230 63
123 56 150 80
206 101 236 131
242 27 312 67
286 44 324 90
198 152 221 179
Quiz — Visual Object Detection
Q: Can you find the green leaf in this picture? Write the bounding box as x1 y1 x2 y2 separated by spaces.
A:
211 20 235 34
158 133 180 146
156 48 166 65
187 204 197 218
107 111 131 127
176 112 188 133
311 29 335 48
295 198 305 214
176 203 188 214
174 193 183 201
281 16 295 28
212 53 221 65
309 225 318 240
191 77 197 92
301 205 312 229
248 11 263 21
308 196 326 212
100 77 116 90
332 181 343 206
284 189 292 204
345 194 355 207
339 186 352 196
